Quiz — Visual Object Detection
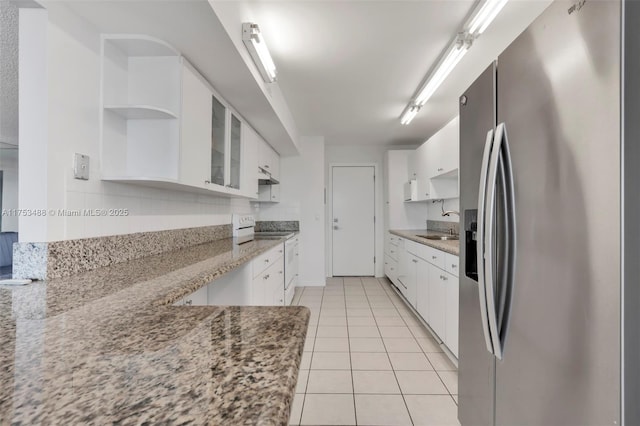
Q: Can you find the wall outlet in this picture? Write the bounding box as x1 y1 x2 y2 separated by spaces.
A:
73 153 90 180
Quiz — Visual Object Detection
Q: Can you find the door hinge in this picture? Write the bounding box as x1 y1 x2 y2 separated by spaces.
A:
374 216 376 224
374 256 376 263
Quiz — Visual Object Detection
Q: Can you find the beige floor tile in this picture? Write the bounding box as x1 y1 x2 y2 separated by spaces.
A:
344 277 363 285
300 394 356 425
346 308 374 317
318 316 347 326
379 326 414 338
416 336 443 353
289 393 304 425
348 326 380 338
401 316 423 327
345 302 371 309
388 352 433 371
404 395 460 426
348 316 377 327
372 308 401 318
320 308 346 317
314 337 349 352
369 301 396 309
296 369 309 394
438 371 458 394
316 326 348 338
427 352 457 370
325 277 344 286
352 370 401 394
322 301 347 309
354 394 412 426
311 352 351 370
306 370 353 393
375 316 407 326
349 337 386 352
350 352 392 371
300 352 312 370
395 370 449 394
409 325 432 339
383 337 422 353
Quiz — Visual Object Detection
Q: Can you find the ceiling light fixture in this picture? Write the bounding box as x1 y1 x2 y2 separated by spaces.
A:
468 0 510 36
400 0 509 125
401 105 421 125
414 36 471 107
242 22 277 83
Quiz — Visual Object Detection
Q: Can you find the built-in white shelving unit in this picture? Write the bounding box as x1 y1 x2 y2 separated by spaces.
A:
100 34 182 183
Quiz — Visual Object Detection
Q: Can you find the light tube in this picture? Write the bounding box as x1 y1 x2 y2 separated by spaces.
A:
468 0 510 36
414 42 469 106
401 105 421 125
242 23 277 83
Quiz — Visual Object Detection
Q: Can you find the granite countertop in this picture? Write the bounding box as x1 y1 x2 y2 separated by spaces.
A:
390 229 460 256
0 237 310 425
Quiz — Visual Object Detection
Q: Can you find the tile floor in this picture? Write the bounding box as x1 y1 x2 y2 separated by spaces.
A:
289 276 460 426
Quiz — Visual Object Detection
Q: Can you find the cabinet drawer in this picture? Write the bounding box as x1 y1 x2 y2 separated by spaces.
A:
253 244 284 278
445 253 459 277
424 245 446 269
405 239 421 257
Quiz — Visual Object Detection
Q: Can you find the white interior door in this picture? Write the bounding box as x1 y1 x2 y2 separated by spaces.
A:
332 166 375 276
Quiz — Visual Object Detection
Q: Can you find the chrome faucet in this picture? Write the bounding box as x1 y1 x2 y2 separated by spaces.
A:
435 199 460 217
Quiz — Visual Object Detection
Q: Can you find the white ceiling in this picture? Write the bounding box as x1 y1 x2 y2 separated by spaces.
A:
226 0 553 146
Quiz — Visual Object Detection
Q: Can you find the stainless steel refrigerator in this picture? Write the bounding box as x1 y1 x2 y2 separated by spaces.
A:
459 0 640 425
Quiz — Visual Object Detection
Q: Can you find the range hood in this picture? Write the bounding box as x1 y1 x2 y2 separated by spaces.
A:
258 167 279 185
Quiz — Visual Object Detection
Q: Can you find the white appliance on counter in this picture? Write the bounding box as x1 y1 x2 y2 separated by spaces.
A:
232 214 256 244
403 179 417 201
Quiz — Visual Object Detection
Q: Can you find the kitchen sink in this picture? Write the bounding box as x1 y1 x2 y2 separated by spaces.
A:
416 234 459 241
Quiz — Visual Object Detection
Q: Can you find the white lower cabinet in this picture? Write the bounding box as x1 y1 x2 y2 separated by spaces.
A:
427 264 447 341
385 232 459 358
445 271 459 357
251 243 285 306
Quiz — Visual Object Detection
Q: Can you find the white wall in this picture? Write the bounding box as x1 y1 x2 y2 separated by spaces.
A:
255 136 326 286
0 1 19 147
0 148 19 232
19 3 252 243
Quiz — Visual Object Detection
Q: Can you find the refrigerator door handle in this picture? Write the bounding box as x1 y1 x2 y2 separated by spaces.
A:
484 123 505 359
496 122 517 356
476 128 496 355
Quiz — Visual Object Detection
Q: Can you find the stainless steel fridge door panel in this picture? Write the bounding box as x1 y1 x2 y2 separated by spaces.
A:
495 1 621 425
459 64 497 426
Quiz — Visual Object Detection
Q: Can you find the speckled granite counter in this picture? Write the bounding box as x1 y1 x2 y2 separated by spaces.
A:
390 229 460 256
0 237 310 425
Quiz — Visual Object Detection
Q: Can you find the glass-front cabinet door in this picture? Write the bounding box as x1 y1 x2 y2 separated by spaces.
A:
229 114 242 190
210 95 226 186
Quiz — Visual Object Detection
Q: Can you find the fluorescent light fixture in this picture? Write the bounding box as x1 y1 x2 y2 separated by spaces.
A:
468 0 510 36
242 23 277 83
401 105 421 125
414 37 470 106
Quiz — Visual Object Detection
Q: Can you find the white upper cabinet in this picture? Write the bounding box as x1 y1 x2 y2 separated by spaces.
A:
180 62 212 189
412 116 460 201
258 138 280 181
100 34 269 199
242 126 260 199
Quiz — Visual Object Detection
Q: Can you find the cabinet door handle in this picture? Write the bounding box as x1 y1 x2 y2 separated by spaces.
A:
264 274 270 280
279 250 283 253
279 271 283 274
452 264 458 269
264 165 270 169
412 259 418 263
438 167 444 172
185 300 193 306
265 259 270 263
432 256 437 260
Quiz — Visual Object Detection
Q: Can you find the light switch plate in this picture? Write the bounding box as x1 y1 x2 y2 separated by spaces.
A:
74 153 90 180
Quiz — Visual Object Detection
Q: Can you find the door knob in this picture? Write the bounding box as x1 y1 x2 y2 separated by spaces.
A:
333 218 339 223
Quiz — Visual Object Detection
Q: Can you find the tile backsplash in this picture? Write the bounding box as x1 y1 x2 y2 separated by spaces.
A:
427 220 460 235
